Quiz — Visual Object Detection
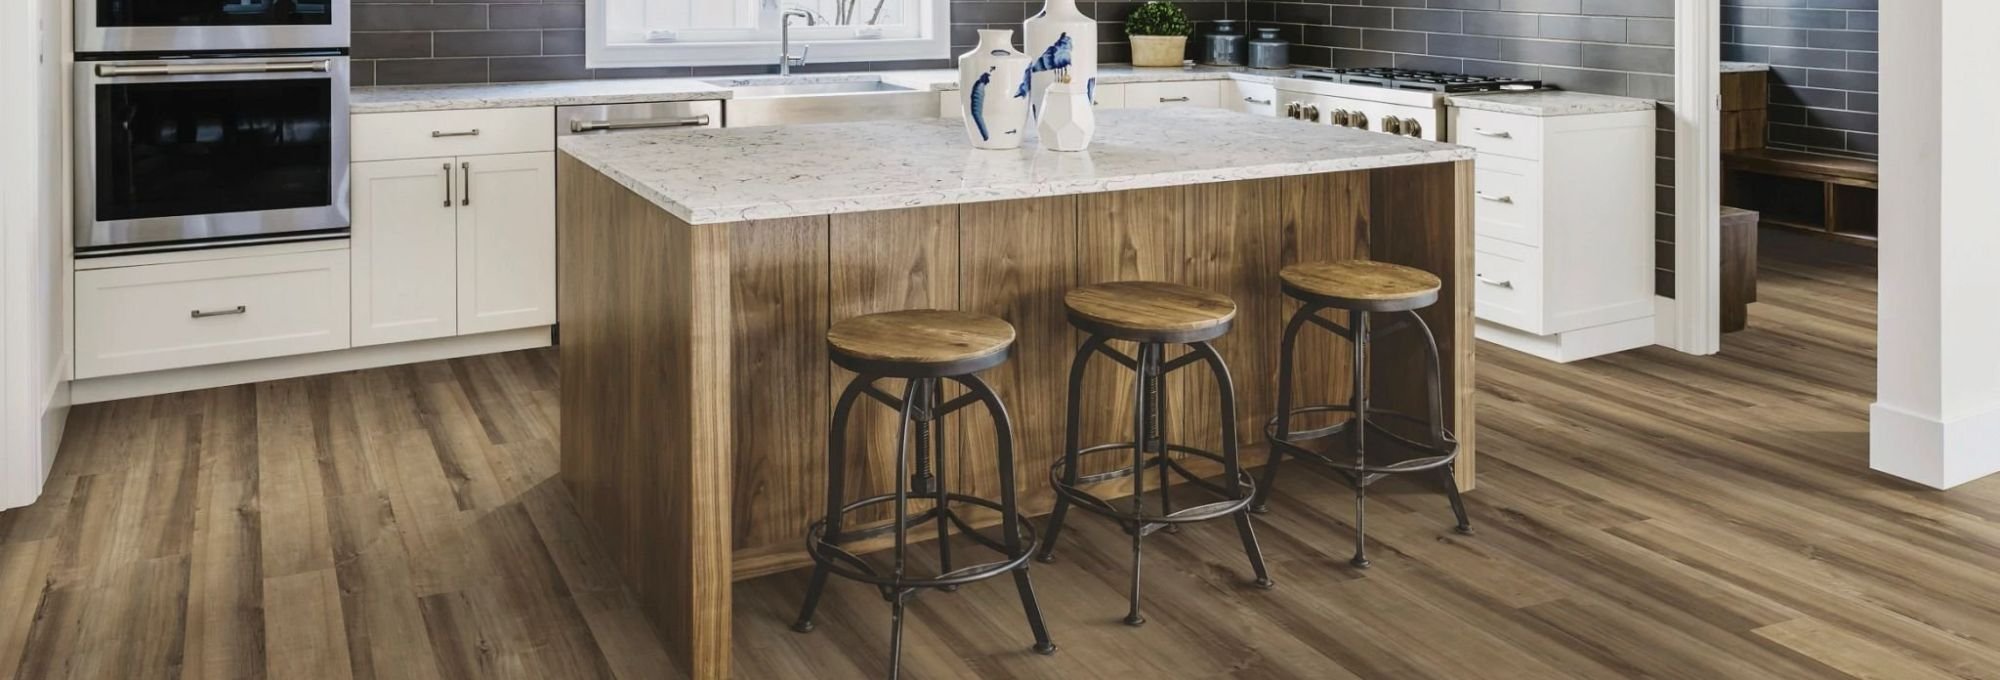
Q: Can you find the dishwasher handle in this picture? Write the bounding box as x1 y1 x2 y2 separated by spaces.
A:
569 114 713 134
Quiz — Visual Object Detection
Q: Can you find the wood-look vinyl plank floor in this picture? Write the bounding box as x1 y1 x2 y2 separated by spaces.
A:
8 240 2000 679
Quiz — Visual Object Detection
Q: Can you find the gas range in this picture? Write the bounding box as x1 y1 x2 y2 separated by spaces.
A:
1294 67 1542 94
1272 68 1545 142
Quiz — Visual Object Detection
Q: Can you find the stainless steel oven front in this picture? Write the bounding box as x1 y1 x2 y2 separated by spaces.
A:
79 0 349 54
76 55 350 255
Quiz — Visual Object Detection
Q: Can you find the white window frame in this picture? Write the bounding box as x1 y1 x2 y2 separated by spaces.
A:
587 0 951 69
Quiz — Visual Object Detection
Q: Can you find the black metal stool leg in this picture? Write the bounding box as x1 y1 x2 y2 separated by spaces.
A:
1124 343 1155 627
1349 310 1372 570
1189 340 1273 588
887 588 910 680
795 374 870 633
1153 347 1179 535
957 373 1058 655
1038 336 1103 564
919 381 959 591
1408 310 1473 536
1254 306 1315 514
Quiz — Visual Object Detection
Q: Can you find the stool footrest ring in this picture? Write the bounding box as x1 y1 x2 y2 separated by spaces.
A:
1266 405 1460 476
1049 442 1257 525
804 492 1037 590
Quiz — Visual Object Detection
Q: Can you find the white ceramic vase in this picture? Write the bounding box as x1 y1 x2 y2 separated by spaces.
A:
1037 78 1095 152
1020 0 1099 114
958 30 1032 150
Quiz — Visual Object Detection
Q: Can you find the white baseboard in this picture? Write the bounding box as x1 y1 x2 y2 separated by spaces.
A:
1475 316 1655 363
1870 401 2000 489
71 326 551 405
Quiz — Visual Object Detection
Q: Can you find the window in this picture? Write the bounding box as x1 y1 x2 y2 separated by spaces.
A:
588 0 950 69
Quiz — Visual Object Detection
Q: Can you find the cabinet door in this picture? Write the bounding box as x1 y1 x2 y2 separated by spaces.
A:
351 157 459 346
457 152 557 335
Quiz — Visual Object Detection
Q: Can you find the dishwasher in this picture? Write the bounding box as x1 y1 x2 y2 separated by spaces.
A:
556 100 723 136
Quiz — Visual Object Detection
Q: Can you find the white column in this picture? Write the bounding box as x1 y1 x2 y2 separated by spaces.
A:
1871 0 2000 488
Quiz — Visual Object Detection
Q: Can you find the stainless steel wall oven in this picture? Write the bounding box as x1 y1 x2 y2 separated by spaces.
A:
80 0 349 54
76 55 350 255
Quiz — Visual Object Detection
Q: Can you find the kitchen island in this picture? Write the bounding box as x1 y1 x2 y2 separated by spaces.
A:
555 107 1475 678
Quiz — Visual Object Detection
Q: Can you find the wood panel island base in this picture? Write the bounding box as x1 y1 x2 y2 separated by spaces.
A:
555 108 1475 678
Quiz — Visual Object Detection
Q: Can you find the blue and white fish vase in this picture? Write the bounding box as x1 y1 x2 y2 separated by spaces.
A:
1020 0 1098 117
958 30 1032 150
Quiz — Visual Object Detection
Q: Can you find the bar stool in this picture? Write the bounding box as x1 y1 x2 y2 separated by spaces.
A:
1036 281 1272 627
1252 260 1471 569
792 310 1056 679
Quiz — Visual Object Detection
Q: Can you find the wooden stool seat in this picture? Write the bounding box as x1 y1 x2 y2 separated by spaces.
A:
827 309 1015 377
1063 281 1236 344
1280 260 1440 312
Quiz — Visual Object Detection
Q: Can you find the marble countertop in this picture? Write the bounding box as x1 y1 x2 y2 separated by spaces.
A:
1446 90 1656 117
351 65 1286 113
557 107 1473 225
1721 61 1771 73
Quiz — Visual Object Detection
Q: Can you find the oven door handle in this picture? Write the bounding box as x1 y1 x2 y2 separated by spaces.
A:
95 60 332 78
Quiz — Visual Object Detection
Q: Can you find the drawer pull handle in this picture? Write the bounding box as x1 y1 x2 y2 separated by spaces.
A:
1159 96 1191 103
191 305 248 319
1471 128 1513 139
1244 97 1271 105
1475 275 1514 289
1477 192 1515 204
431 129 481 138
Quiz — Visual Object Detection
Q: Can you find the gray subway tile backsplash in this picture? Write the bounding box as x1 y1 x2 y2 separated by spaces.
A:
1722 0 1878 158
352 1 1243 86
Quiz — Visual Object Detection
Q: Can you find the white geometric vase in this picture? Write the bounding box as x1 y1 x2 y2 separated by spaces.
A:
1020 0 1099 115
958 30 1033 150
1038 78 1095 152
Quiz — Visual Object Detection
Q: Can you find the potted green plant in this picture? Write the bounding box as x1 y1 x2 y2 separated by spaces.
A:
1125 1 1192 67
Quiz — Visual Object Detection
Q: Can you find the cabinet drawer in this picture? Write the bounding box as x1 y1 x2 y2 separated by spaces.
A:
1473 237 1544 334
76 250 351 378
1472 155 1543 247
1125 81 1220 109
1092 82 1126 109
1453 108 1543 161
1227 81 1277 116
353 107 553 162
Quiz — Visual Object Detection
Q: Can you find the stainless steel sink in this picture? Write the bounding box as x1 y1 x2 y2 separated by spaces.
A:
718 79 917 97
713 77 937 128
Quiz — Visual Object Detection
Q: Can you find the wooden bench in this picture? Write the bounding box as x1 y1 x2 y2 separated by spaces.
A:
1720 206 1759 334
1722 148 1879 246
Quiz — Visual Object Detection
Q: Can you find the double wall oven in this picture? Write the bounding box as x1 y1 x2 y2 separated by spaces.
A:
76 0 350 256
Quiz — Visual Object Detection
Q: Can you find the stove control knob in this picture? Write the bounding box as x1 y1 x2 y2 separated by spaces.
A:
1285 102 1302 119
1401 117 1423 137
1330 109 1349 127
1383 117 1404 135
1303 105 1321 122
1349 111 1369 129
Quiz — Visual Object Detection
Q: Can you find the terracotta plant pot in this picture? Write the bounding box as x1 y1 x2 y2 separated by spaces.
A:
1130 35 1187 67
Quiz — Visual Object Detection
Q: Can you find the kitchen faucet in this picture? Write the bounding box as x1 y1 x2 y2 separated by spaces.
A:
780 10 814 76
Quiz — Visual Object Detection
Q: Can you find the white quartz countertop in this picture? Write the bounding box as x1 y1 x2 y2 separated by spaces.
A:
1446 90 1656 117
350 65 1286 114
1721 61 1771 73
557 107 1474 225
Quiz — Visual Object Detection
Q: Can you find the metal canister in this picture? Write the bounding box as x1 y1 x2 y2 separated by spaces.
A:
1202 20 1246 67
1248 27 1290 69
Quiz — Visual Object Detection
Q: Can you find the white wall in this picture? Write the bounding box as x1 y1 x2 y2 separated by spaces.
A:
0 0 72 511
1870 0 2000 489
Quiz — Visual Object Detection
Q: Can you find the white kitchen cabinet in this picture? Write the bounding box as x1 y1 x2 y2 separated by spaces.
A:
1124 81 1220 109
457 153 557 335
1092 82 1126 109
351 151 555 347
75 249 350 378
351 158 460 346
1450 102 1656 362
